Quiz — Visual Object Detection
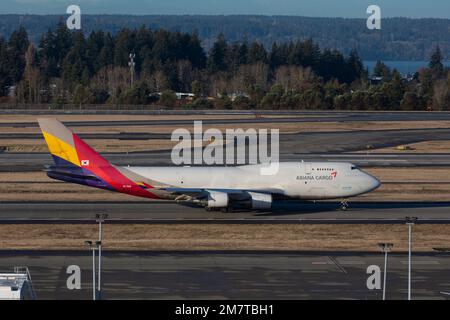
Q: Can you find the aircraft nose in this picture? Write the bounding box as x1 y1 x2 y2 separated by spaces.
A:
367 175 381 191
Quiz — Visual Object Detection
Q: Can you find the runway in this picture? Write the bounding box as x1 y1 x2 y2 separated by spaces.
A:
0 250 449 299
1 201 450 224
3 128 450 153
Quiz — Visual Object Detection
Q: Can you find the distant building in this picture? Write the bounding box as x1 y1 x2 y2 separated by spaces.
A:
369 74 414 85
175 92 195 100
152 92 195 101
218 92 250 102
402 74 414 82
0 267 36 300
7 86 15 97
369 76 383 85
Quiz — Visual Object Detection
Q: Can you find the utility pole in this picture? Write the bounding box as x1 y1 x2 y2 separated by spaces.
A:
128 53 136 86
378 243 393 300
405 217 418 300
84 241 97 300
95 214 108 300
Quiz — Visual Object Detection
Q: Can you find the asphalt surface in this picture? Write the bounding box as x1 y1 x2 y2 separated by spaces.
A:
0 250 449 300
1 201 450 224
4 127 450 153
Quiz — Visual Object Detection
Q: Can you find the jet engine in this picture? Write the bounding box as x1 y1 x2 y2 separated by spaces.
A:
206 191 229 208
248 192 272 210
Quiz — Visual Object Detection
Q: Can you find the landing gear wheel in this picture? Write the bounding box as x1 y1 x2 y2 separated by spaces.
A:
205 207 212 212
221 207 232 213
340 200 349 211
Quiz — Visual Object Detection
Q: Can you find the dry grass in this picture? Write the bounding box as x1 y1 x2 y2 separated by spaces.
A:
1 138 211 153
3 120 450 135
0 224 447 252
361 184 450 201
365 167 450 182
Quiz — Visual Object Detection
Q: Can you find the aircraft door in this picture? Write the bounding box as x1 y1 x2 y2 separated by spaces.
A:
304 162 312 175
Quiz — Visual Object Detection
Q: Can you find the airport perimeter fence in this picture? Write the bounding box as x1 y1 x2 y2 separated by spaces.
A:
0 103 168 111
1 103 445 115
0 103 313 115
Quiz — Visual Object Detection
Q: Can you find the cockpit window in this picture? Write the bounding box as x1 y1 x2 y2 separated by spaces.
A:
351 166 359 170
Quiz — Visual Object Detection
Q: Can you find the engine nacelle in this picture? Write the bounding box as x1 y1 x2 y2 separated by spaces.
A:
248 192 272 210
206 191 229 208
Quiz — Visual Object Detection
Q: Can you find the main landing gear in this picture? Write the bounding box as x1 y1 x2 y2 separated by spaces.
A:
340 199 349 211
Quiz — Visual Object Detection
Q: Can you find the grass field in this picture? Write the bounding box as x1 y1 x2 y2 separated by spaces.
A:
0 223 447 252
3 119 450 135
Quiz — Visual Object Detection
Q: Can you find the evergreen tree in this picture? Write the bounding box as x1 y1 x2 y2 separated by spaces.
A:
429 46 444 77
8 26 29 82
97 33 115 69
114 28 136 67
39 22 74 78
269 42 288 69
386 69 405 108
0 38 11 96
373 61 391 79
228 43 242 74
248 42 267 64
62 31 88 85
207 34 228 73
86 31 109 75
187 31 206 69
298 39 320 69
239 41 249 65
346 49 365 83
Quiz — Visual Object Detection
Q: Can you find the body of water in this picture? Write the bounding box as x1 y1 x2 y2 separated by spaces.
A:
364 61 450 75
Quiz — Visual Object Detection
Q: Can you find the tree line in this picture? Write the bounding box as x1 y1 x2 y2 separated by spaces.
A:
0 23 449 111
1 15 448 61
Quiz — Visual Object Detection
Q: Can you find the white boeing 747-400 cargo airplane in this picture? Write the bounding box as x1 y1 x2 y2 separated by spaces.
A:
38 118 381 211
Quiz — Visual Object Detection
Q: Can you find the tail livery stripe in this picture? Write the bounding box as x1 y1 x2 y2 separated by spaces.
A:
38 118 159 199
72 133 159 198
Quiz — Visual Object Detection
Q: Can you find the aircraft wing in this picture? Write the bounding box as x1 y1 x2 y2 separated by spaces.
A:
159 187 284 198
156 187 282 209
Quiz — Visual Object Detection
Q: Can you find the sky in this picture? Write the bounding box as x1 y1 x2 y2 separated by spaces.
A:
1 0 449 18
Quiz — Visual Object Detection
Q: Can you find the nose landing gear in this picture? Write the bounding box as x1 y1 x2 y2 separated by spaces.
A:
340 199 349 211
